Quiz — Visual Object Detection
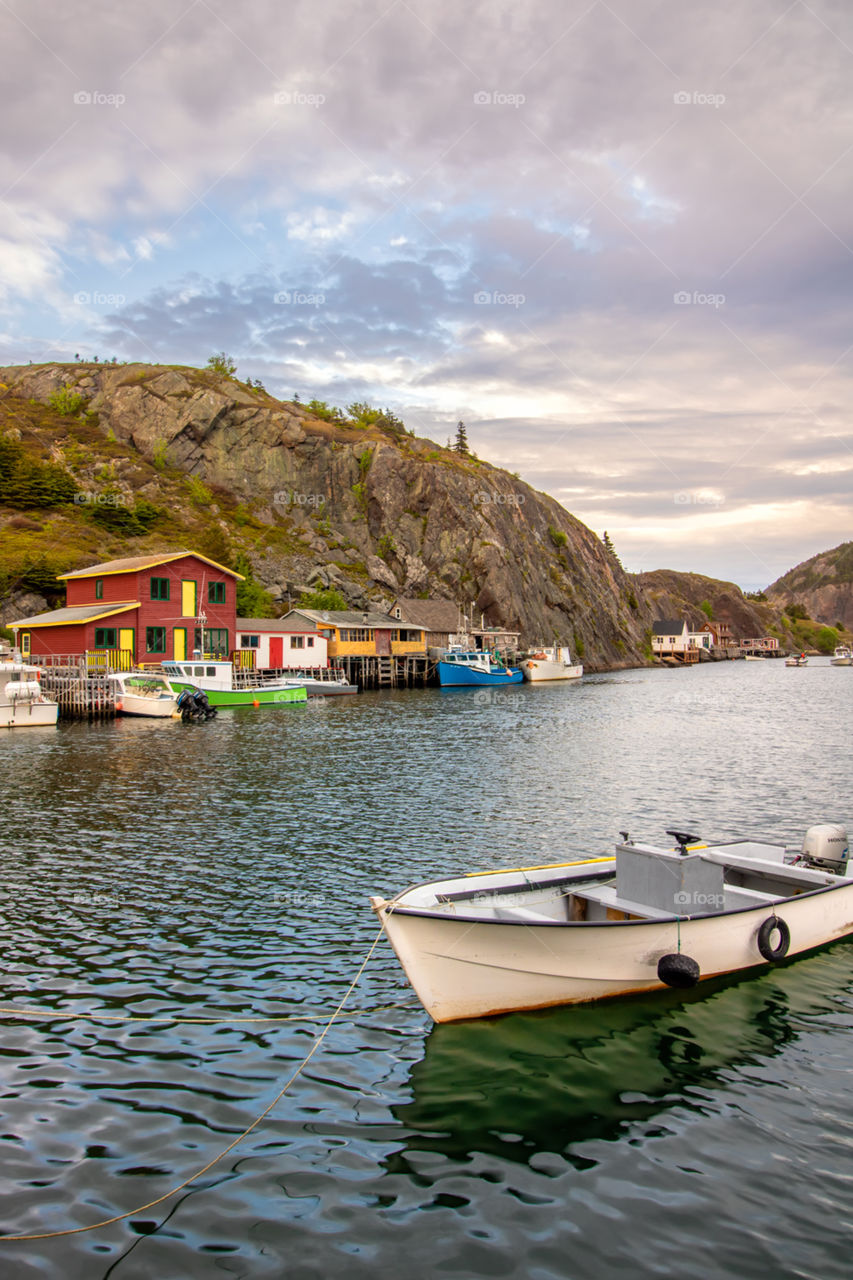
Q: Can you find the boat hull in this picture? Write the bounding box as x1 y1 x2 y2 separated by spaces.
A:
115 694 178 717
166 681 307 707
1 701 58 729
372 885 853 1022
437 662 523 687
522 659 583 682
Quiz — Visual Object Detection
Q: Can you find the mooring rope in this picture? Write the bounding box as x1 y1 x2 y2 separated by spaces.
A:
0 924 388 1242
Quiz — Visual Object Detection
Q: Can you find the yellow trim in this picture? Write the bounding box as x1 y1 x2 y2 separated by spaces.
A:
464 856 616 878
13 603 140 628
58 552 244 581
181 579 197 618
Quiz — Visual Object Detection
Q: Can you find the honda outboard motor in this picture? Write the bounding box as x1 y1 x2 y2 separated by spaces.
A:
801 824 849 873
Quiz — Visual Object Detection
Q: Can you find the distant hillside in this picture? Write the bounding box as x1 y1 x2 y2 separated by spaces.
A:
0 361 653 670
632 569 776 636
766 541 853 630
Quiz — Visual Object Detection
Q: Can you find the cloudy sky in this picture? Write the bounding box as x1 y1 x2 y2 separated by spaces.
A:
2 0 852 588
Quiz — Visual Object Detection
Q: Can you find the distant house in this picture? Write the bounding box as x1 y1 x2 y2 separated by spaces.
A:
740 636 780 653
651 619 691 656
280 609 426 658
236 616 328 669
387 598 461 653
11 551 242 666
700 621 737 649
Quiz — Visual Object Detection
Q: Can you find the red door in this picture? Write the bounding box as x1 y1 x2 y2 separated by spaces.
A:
269 636 284 668
375 629 391 656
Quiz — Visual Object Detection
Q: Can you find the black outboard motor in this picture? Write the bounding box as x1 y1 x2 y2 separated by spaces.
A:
177 687 217 721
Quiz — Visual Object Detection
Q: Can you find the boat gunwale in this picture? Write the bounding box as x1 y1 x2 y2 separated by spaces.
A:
382 876 853 927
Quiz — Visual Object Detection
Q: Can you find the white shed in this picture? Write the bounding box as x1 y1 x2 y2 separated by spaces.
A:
235 616 328 670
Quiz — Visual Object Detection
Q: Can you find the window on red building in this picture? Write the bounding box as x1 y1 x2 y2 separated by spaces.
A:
150 578 170 601
208 582 226 604
146 626 166 653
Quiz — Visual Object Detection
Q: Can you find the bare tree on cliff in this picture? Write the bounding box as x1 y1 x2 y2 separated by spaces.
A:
454 421 469 454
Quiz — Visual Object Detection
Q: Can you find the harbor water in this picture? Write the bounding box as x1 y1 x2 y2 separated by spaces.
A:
1 658 852 1278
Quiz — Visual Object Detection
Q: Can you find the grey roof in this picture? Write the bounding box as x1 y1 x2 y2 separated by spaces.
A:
652 619 687 635
284 608 422 629
237 616 320 633
389 598 460 631
11 601 139 628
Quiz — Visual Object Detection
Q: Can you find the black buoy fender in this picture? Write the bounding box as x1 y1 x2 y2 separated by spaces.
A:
757 916 790 962
657 952 700 988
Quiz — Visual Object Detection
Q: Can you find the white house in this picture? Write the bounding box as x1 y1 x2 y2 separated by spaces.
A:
235 616 328 670
651 619 692 656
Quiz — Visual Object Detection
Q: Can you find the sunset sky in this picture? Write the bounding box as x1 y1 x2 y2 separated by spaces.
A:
2 0 852 588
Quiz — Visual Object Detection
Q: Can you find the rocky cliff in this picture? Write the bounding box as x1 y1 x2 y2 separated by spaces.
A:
633 569 780 637
766 542 853 630
0 362 653 670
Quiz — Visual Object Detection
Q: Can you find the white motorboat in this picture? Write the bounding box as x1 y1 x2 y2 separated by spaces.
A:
371 823 853 1022
744 655 766 662
0 662 59 729
274 669 358 696
521 646 583 682
830 645 852 667
108 672 179 718
785 653 809 667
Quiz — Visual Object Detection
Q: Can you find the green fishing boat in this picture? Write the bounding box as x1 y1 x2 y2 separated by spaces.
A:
161 659 307 708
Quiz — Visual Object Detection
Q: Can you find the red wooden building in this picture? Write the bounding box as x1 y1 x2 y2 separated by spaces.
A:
11 551 242 666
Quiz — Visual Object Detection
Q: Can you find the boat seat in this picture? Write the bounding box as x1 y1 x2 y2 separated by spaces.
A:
575 884 675 920
493 905 560 923
724 886 782 908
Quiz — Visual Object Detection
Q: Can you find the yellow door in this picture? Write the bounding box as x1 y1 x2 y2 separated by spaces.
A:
174 628 187 661
119 628 135 670
181 580 197 618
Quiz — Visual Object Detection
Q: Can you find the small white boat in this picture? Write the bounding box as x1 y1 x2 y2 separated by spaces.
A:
109 672 179 718
274 669 358 696
830 645 852 667
0 662 59 729
371 823 853 1022
521 645 583 682
744 655 766 662
785 653 809 667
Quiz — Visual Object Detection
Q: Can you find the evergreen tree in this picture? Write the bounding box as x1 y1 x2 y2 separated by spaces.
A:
454 421 469 454
602 531 623 569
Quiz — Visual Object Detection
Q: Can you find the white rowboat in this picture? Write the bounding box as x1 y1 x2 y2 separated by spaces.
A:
371 823 852 1022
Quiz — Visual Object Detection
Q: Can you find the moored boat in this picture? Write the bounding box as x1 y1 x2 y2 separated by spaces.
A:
830 645 852 667
108 671 179 718
161 659 307 708
437 646 523 687
371 822 853 1022
785 653 809 667
0 661 59 729
521 645 583 682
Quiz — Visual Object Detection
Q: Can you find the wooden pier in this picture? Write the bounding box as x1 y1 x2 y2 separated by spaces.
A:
37 661 117 720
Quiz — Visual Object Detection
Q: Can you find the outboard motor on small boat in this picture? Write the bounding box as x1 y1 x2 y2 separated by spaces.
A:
800 824 849 873
176 687 217 721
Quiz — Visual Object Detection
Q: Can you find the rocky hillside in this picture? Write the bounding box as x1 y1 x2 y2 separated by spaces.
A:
766 541 853 630
0 362 653 670
633 569 780 637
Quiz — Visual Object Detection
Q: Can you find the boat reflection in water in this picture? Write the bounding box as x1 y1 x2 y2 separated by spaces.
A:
389 961 846 1166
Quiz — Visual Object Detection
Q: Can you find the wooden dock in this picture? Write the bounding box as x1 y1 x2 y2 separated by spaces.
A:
36 658 117 720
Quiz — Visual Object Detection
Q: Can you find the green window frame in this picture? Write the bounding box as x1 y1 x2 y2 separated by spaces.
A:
95 578 103 600
146 626 167 653
94 627 117 648
150 577 170 601
208 581 226 604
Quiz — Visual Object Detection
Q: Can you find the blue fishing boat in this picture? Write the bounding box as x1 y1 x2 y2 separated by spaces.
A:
437 646 523 687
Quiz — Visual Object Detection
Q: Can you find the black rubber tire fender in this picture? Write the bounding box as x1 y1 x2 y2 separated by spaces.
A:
757 915 790 963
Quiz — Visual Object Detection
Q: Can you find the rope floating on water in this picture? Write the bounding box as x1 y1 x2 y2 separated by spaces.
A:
0 923 389 1243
